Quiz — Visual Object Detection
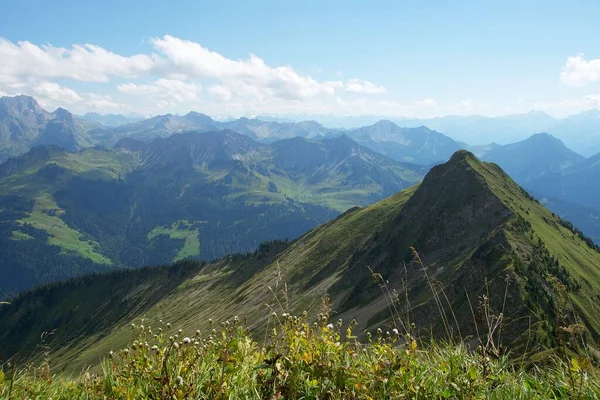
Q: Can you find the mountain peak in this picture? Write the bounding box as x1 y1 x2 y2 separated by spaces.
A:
0 95 46 116
53 107 74 123
448 149 478 163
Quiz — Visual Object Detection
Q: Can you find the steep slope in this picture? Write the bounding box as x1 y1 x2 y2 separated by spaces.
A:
527 152 600 213
0 95 53 162
2 151 599 371
534 193 600 245
0 132 422 296
341 120 463 164
480 133 585 183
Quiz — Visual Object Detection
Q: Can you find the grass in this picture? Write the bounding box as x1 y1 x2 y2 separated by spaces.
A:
9 230 33 241
148 220 202 261
18 193 111 264
1 313 599 399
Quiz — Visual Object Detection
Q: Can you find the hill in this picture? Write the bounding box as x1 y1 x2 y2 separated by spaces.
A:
479 133 585 184
2 150 599 372
0 132 422 297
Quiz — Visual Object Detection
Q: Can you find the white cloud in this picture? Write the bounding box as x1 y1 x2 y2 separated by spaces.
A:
32 82 82 105
208 85 232 102
415 98 438 107
532 95 599 117
345 79 386 94
0 38 155 83
118 78 200 106
560 54 600 87
86 93 123 110
149 35 345 101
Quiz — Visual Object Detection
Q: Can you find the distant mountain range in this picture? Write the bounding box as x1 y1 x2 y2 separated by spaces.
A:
79 112 145 127
0 96 462 166
257 110 600 157
3 151 600 371
0 130 423 297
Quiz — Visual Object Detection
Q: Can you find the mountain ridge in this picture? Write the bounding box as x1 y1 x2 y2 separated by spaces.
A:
2 150 599 371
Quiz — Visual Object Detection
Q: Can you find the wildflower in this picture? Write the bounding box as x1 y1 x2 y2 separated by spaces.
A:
173 342 180 349
326 323 334 330
337 319 343 328
151 345 159 353
393 328 399 335
208 318 213 325
166 323 171 328
108 351 114 358
183 337 191 345
176 376 184 386
178 329 183 334
377 328 382 335
300 330 306 336
271 312 277 318
196 330 201 337
123 349 130 355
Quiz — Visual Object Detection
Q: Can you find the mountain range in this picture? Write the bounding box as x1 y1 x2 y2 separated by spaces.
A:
2 151 599 371
266 110 600 157
0 95 462 166
0 130 423 297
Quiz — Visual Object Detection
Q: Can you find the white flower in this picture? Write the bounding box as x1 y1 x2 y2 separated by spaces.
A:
183 337 191 345
176 376 184 386
393 329 399 335
326 323 334 330
151 345 159 353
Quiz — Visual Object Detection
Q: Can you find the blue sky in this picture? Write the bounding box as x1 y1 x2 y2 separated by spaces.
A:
1 0 599 118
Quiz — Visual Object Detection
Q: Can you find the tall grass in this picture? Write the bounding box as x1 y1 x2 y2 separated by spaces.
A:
1 253 600 399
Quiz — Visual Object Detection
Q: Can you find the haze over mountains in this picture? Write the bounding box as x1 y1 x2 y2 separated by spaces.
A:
259 110 600 157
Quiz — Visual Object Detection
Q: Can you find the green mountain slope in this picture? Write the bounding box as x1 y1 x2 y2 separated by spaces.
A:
0 132 422 297
2 150 599 372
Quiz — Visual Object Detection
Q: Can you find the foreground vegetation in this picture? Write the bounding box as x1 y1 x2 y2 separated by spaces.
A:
1 311 599 399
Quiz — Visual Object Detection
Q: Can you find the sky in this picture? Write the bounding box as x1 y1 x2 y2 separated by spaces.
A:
1 0 600 118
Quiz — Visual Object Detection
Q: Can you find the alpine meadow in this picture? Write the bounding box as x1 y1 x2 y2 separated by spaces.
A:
1 1 600 399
